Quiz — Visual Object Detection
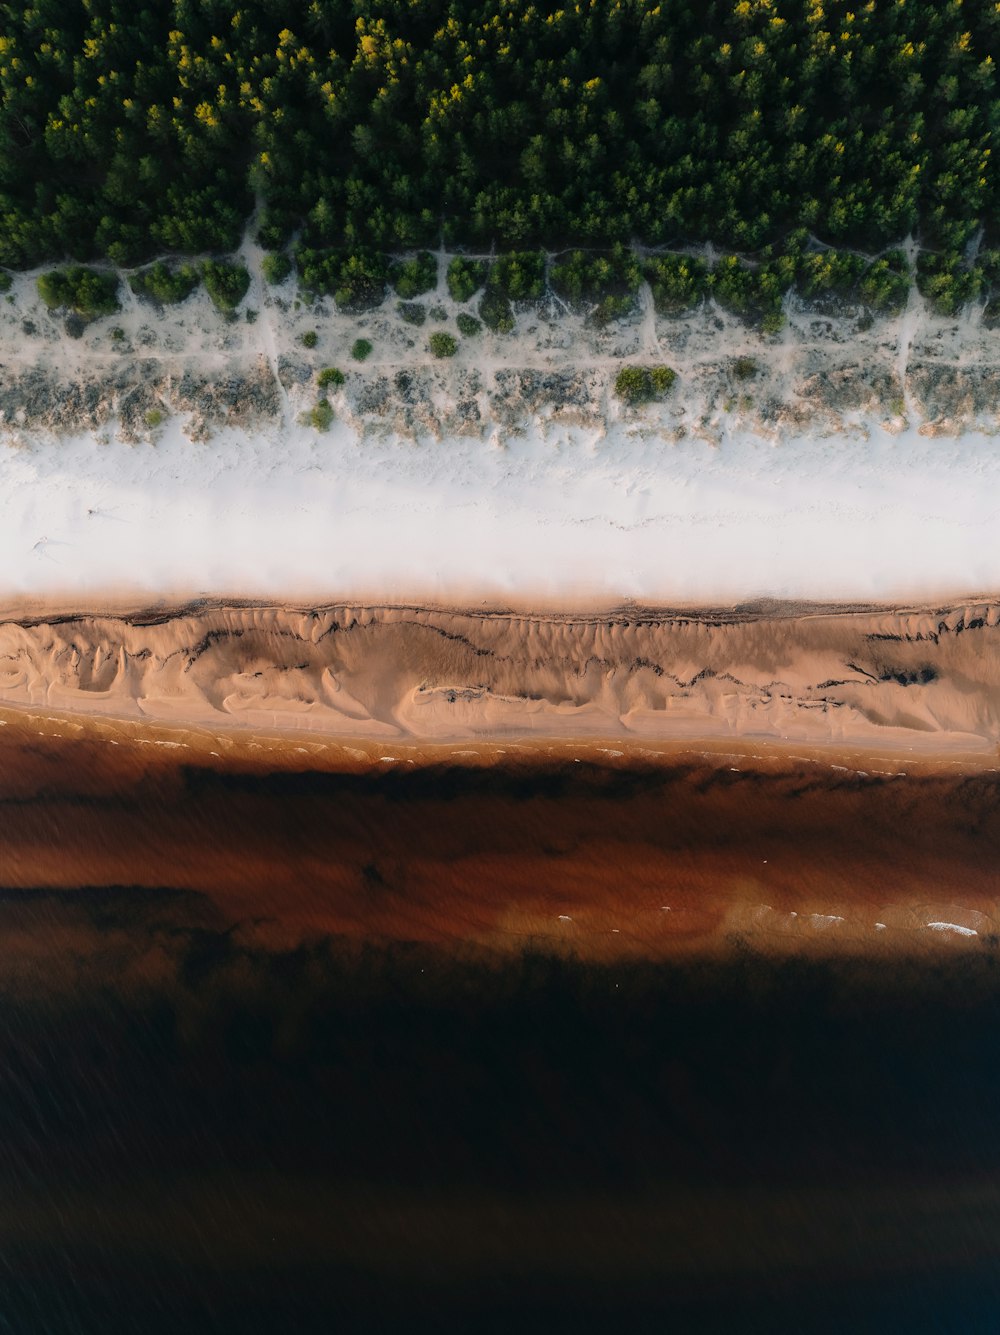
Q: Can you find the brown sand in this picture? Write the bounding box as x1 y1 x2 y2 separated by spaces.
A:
1 598 999 750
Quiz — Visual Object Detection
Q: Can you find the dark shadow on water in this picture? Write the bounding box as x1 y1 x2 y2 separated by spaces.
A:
1 938 1000 1330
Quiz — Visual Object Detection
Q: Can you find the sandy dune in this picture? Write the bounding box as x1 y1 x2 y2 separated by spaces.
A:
2 599 999 751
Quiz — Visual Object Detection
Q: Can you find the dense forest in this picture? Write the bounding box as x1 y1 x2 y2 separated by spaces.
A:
1 0 998 319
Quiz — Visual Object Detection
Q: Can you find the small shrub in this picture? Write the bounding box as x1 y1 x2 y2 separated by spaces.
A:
398 301 426 325
37 267 120 317
261 252 292 285
614 364 677 404
202 260 250 312
733 357 757 381
479 287 514 333
456 312 481 337
447 257 488 303
391 251 437 299
309 399 335 431
0 271 12 294
129 261 199 305
317 367 345 389
649 365 676 395
429 331 457 358
144 408 165 428
301 330 318 348
428 304 447 321
245 308 258 324
110 326 126 343
351 337 373 361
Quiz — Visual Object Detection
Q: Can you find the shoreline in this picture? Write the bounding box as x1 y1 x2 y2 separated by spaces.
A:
2 702 998 965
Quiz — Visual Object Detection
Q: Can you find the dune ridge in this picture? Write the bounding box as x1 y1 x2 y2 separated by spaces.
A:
2 599 999 751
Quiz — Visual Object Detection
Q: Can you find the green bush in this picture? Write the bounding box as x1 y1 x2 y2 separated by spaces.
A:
915 252 981 317
144 407 165 428
478 287 514 333
351 337 373 361
301 330 318 348
202 260 250 311
37 267 120 317
296 248 389 311
429 331 457 358
317 367 345 388
0 271 12 294
456 312 481 337
649 365 676 395
490 252 545 301
447 257 488 303
643 254 710 315
309 398 335 431
550 246 640 320
129 261 200 305
391 251 437 299
795 251 867 300
614 364 677 404
709 255 787 331
398 301 426 325
261 252 292 285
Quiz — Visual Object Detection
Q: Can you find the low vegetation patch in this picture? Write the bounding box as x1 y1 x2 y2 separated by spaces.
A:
0 271 12 294
644 254 710 316
550 246 640 323
144 407 165 428
733 357 758 381
429 331 457 358
614 364 677 405
301 330 318 348
129 261 199 305
478 287 514 334
391 251 437 299
317 367 345 389
398 301 426 325
37 267 120 317
446 257 488 303
456 312 481 337
261 252 292 285
296 248 389 311
308 399 335 431
202 260 250 312
351 337 373 361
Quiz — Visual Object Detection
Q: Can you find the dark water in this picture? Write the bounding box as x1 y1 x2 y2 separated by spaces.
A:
1 728 1000 1330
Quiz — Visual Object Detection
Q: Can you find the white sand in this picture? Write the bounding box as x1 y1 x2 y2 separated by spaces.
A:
1 413 998 605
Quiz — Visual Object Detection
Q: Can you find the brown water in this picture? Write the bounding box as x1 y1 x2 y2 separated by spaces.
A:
2 713 1000 1331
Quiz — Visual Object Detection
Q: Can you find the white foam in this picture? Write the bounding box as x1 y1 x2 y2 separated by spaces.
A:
927 921 978 937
